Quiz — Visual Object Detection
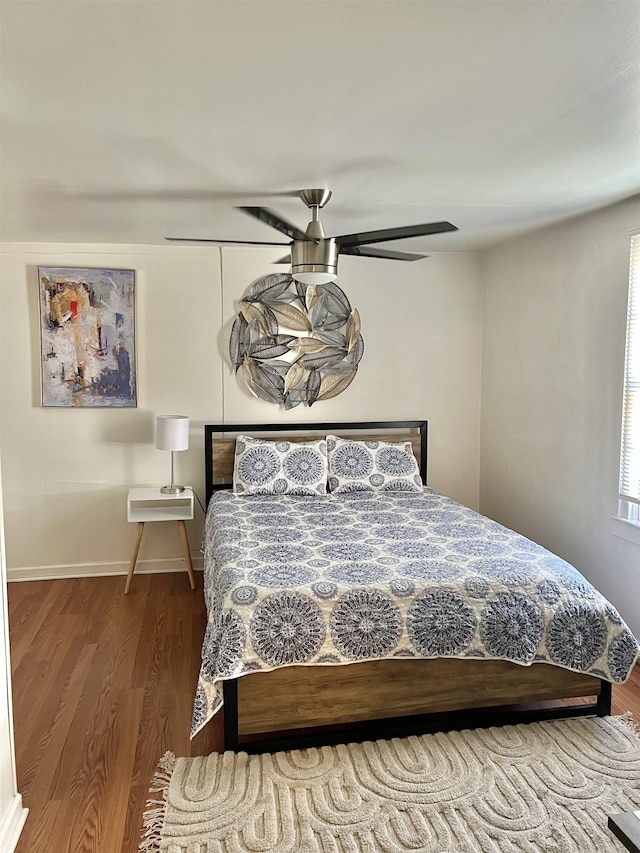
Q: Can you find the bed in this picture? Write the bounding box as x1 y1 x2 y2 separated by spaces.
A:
193 420 639 754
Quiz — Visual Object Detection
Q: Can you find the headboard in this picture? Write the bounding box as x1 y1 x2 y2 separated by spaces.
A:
204 420 428 504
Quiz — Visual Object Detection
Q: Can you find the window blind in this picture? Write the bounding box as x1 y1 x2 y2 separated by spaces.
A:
619 233 640 511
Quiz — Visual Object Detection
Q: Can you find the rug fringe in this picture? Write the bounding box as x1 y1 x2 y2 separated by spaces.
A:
139 751 176 853
617 710 640 737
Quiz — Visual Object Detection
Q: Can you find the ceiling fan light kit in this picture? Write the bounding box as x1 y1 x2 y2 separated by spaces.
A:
166 188 458 281
290 238 339 285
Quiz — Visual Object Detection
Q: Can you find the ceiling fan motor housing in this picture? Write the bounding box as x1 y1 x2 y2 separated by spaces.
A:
291 237 339 278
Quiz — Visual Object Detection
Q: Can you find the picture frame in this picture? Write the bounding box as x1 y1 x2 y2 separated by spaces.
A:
38 266 137 408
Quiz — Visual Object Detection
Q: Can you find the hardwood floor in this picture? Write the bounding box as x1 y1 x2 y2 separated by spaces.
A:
8 573 220 853
7 573 640 853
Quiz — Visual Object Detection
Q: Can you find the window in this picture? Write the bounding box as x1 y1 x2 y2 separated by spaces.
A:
619 232 640 525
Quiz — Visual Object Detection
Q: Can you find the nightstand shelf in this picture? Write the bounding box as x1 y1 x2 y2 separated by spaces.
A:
127 488 194 522
125 487 196 594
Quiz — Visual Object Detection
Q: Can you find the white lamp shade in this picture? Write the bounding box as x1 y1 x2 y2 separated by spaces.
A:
156 415 189 451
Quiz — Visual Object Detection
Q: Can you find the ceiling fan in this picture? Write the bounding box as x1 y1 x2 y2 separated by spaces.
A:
166 189 458 284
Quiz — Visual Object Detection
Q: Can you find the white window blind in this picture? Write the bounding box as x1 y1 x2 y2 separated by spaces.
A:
619 232 640 522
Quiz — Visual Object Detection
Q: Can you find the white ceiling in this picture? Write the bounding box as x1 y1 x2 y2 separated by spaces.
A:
1 0 639 253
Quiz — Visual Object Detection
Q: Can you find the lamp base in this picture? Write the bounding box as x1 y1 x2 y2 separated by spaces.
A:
160 485 185 495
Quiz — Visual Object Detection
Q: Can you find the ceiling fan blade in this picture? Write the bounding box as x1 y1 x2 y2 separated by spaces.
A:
335 221 458 248
165 237 289 246
339 246 427 261
273 255 291 264
238 206 308 241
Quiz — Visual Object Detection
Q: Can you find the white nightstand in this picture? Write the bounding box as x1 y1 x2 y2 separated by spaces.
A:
125 487 196 594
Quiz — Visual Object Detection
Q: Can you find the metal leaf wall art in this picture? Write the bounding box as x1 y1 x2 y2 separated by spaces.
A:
229 274 364 409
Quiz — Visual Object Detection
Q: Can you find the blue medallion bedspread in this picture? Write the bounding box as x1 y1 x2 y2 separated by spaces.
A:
191 488 639 736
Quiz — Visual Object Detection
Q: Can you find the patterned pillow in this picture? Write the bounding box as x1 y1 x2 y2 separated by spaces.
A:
233 436 328 496
326 435 423 494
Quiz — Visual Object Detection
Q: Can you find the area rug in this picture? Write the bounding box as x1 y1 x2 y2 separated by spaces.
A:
140 715 640 853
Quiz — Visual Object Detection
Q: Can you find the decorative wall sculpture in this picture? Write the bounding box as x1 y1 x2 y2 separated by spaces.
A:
38 266 137 407
229 274 364 409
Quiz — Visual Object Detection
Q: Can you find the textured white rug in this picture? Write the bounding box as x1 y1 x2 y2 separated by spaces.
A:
141 716 640 853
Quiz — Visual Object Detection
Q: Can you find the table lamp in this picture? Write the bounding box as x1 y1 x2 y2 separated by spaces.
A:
156 415 189 495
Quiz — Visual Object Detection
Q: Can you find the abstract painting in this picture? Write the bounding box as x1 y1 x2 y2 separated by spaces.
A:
39 267 137 407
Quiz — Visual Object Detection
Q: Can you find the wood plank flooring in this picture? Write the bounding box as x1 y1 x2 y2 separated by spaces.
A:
7 573 640 853
8 573 220 853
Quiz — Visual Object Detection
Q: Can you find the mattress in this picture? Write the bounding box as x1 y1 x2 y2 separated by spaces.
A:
191 488 639 736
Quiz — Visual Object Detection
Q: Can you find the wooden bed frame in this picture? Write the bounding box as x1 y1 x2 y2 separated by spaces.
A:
204 420 611 753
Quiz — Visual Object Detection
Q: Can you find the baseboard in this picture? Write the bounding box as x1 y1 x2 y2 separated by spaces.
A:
0 794 28 853
6 555 203 583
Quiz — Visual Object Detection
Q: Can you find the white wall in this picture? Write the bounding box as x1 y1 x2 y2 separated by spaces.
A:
0 244 222 579
480 196 640 636
0 243 483 580
221 249 483 506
